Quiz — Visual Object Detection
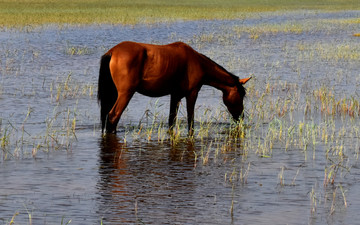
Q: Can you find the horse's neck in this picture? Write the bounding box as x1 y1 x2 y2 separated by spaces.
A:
202 59 236 92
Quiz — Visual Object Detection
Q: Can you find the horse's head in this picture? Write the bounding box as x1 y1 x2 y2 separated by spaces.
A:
223 77 251 121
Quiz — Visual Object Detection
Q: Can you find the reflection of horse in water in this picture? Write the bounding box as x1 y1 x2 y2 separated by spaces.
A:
98 41 251 134
98 135 135 223
97 136 199 223
98 136 128 204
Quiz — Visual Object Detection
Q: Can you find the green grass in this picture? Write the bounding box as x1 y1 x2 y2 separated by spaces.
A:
0 0 359 27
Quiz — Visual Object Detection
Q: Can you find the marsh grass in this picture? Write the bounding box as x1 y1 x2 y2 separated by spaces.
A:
5 210 72 225
50 72 95 102
65 45 93 56
0 104 78 160
297 42 360 62
0 0 359 28
122 87 358 161
233 21 307 40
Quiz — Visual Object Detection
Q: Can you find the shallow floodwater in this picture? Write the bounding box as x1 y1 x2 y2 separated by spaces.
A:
1 11 360 224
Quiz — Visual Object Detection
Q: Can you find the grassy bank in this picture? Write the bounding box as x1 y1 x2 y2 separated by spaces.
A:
0 0 359 27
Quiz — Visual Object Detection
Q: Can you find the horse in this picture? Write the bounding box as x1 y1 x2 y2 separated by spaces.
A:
98 41 251 135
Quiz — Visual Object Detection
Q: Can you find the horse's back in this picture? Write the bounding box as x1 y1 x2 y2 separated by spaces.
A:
106 41 203 97
108 41 192 53
107 41 146 62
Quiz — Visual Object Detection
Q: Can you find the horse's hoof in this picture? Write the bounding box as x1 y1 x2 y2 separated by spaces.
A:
105 130 117 135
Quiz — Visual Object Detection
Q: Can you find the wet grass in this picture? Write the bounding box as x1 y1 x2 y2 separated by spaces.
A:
0 0 359 28
5 211 72 225
0 69 93 159
0 106 78 160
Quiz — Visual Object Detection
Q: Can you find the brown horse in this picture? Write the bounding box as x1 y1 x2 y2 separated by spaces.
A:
98 41 251 134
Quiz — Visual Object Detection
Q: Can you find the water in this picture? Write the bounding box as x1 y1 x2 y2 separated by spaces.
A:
0 11 360 224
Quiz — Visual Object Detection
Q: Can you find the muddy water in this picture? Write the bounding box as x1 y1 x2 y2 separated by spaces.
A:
1 11 360 224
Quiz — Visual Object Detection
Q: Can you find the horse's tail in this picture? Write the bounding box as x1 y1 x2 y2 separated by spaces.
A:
98 53 117 133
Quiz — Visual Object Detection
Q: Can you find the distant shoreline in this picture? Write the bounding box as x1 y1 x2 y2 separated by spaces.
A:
0 0 359 28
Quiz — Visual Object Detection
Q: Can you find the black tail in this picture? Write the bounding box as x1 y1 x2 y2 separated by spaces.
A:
98 53 117 133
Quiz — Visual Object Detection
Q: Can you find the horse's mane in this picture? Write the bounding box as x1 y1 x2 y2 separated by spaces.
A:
200 53 246 96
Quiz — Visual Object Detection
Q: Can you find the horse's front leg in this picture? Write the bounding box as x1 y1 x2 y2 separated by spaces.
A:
168 95 182 134
186 90 199 137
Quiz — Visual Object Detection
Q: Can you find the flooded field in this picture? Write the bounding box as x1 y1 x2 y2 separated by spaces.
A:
1 11 360 224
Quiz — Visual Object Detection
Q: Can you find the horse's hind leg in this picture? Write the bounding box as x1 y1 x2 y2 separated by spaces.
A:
106 91 134 133
105 46 144 134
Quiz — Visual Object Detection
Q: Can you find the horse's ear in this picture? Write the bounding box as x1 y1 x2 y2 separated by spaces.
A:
239 77 252 84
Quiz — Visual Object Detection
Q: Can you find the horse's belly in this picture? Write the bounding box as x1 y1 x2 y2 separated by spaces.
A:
136 80 174 97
